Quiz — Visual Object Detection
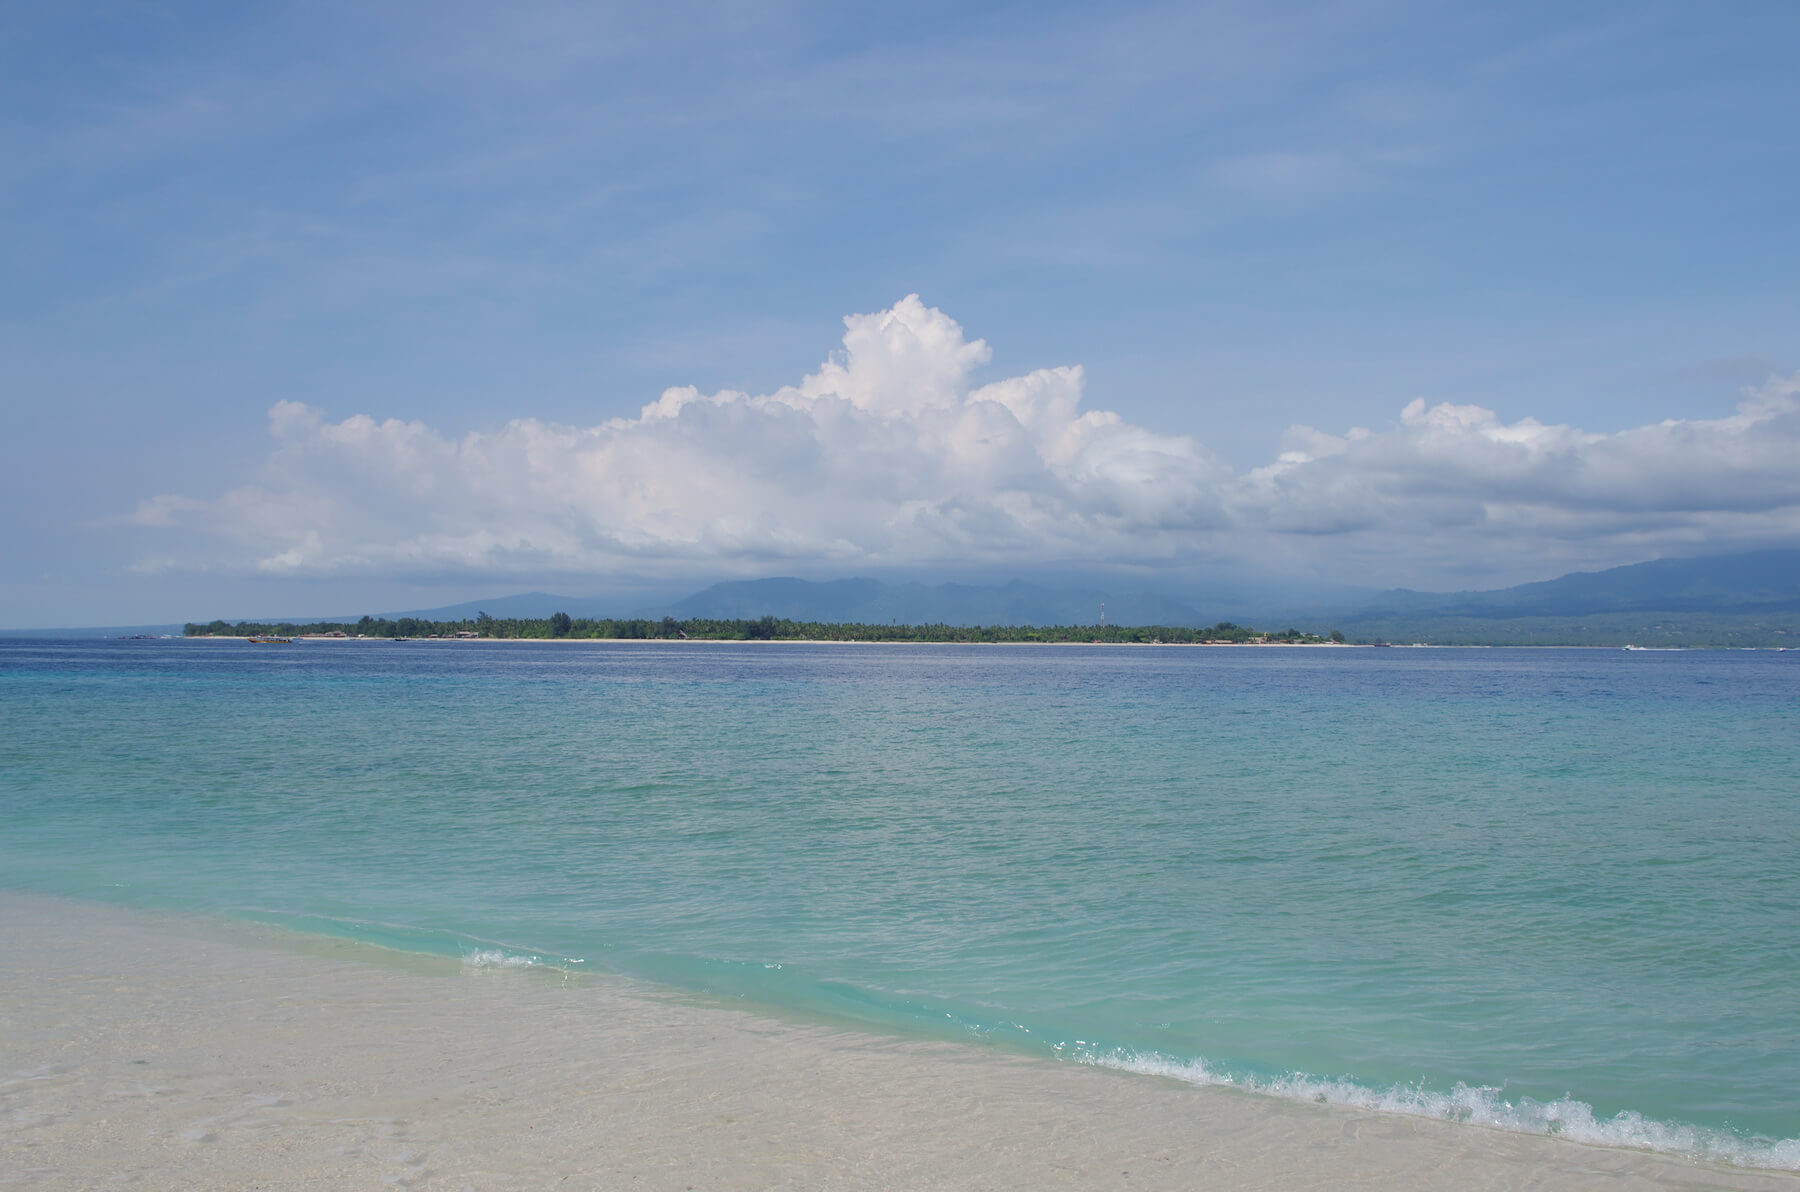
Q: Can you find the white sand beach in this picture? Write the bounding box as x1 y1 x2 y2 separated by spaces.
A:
3 893 1792 1191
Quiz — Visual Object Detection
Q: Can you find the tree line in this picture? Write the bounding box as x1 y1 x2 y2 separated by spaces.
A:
185 612 1345 644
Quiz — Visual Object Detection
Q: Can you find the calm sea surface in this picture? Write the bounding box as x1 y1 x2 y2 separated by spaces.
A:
3 639 1796 1165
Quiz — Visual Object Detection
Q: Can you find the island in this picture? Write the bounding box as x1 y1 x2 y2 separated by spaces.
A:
185 613 1346 646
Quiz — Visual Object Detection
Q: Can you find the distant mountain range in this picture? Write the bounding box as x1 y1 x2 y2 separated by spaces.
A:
1320 550 1800 646
7 549 1798 645
1346 550 1800 621
646 550 1800 632
360 592 624 622
655 577 1208 627
354 550 1799 646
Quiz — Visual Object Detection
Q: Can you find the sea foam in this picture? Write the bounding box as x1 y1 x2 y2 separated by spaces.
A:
1088 1049 1800 1171
460 948 548 969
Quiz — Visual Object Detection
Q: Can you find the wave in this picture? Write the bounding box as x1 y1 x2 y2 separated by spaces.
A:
1088 1048 1800 1171
460 947 551 969
225 909 592 973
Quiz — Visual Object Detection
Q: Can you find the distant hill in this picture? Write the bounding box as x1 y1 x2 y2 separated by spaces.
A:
371 592 618 621
652 552 1800 645
17 548 1800 644
1349 549 1800 620
656 577 1210 627
1333 549 1800 646
282 591 646 624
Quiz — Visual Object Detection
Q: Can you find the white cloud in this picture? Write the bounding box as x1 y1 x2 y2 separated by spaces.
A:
129 298 1800 587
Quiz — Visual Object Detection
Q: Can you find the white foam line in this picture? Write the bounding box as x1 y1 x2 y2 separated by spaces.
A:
1085 1050 1800 1172
459 948 543 969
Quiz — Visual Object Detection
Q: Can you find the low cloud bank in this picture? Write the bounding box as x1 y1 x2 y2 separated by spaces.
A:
130 297 1800 588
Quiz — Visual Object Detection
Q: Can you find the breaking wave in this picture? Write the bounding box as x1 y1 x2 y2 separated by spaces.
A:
1086 1049 1800 1171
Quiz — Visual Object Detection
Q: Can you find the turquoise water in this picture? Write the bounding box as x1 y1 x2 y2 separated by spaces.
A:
3 639 1796 1166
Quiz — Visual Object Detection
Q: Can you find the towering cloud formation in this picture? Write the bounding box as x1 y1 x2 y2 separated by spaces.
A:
130 298 1800 586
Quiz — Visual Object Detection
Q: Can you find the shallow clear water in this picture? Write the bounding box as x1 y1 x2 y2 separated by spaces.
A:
3 639 1796 1165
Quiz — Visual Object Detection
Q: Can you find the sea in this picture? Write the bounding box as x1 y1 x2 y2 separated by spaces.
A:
2 637 1796 1169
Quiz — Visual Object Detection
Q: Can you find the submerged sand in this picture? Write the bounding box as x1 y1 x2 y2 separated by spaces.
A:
2 894 1791 1191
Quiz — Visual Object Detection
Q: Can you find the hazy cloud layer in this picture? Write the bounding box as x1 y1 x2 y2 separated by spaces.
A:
130 298 1800 587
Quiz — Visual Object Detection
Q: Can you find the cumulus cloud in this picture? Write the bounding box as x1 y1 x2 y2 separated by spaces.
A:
129 297 1800 586
1243 379 1800 542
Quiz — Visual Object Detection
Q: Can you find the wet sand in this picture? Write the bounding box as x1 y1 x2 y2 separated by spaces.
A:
2 893 1792 1191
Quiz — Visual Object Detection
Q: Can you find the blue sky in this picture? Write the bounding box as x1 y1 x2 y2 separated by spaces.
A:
4 1 1798 626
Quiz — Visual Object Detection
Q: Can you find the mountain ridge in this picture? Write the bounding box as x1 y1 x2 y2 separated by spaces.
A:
7 548 1798 638
1347 549 1800 621
655 576 1212 627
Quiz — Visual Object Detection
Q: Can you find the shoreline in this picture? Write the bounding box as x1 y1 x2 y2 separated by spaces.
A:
185 636 1773 649
4 892 1793 1191
189 637 1800 649
297 637 1363 646
189 641 1382 648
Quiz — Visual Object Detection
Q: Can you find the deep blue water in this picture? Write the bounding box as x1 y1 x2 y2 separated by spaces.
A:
2 638 1796 1165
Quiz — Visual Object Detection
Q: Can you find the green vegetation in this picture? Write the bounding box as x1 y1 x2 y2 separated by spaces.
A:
179 607 1800 647
184 613 1338 645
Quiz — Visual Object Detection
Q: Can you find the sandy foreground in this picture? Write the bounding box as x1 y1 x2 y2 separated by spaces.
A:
2 895 1792 1192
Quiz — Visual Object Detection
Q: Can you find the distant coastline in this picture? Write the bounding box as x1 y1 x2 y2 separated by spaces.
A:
172 611 1800 648
184 614 1344 646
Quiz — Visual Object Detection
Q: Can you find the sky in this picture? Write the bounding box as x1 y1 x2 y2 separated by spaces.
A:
4 1 1798 626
